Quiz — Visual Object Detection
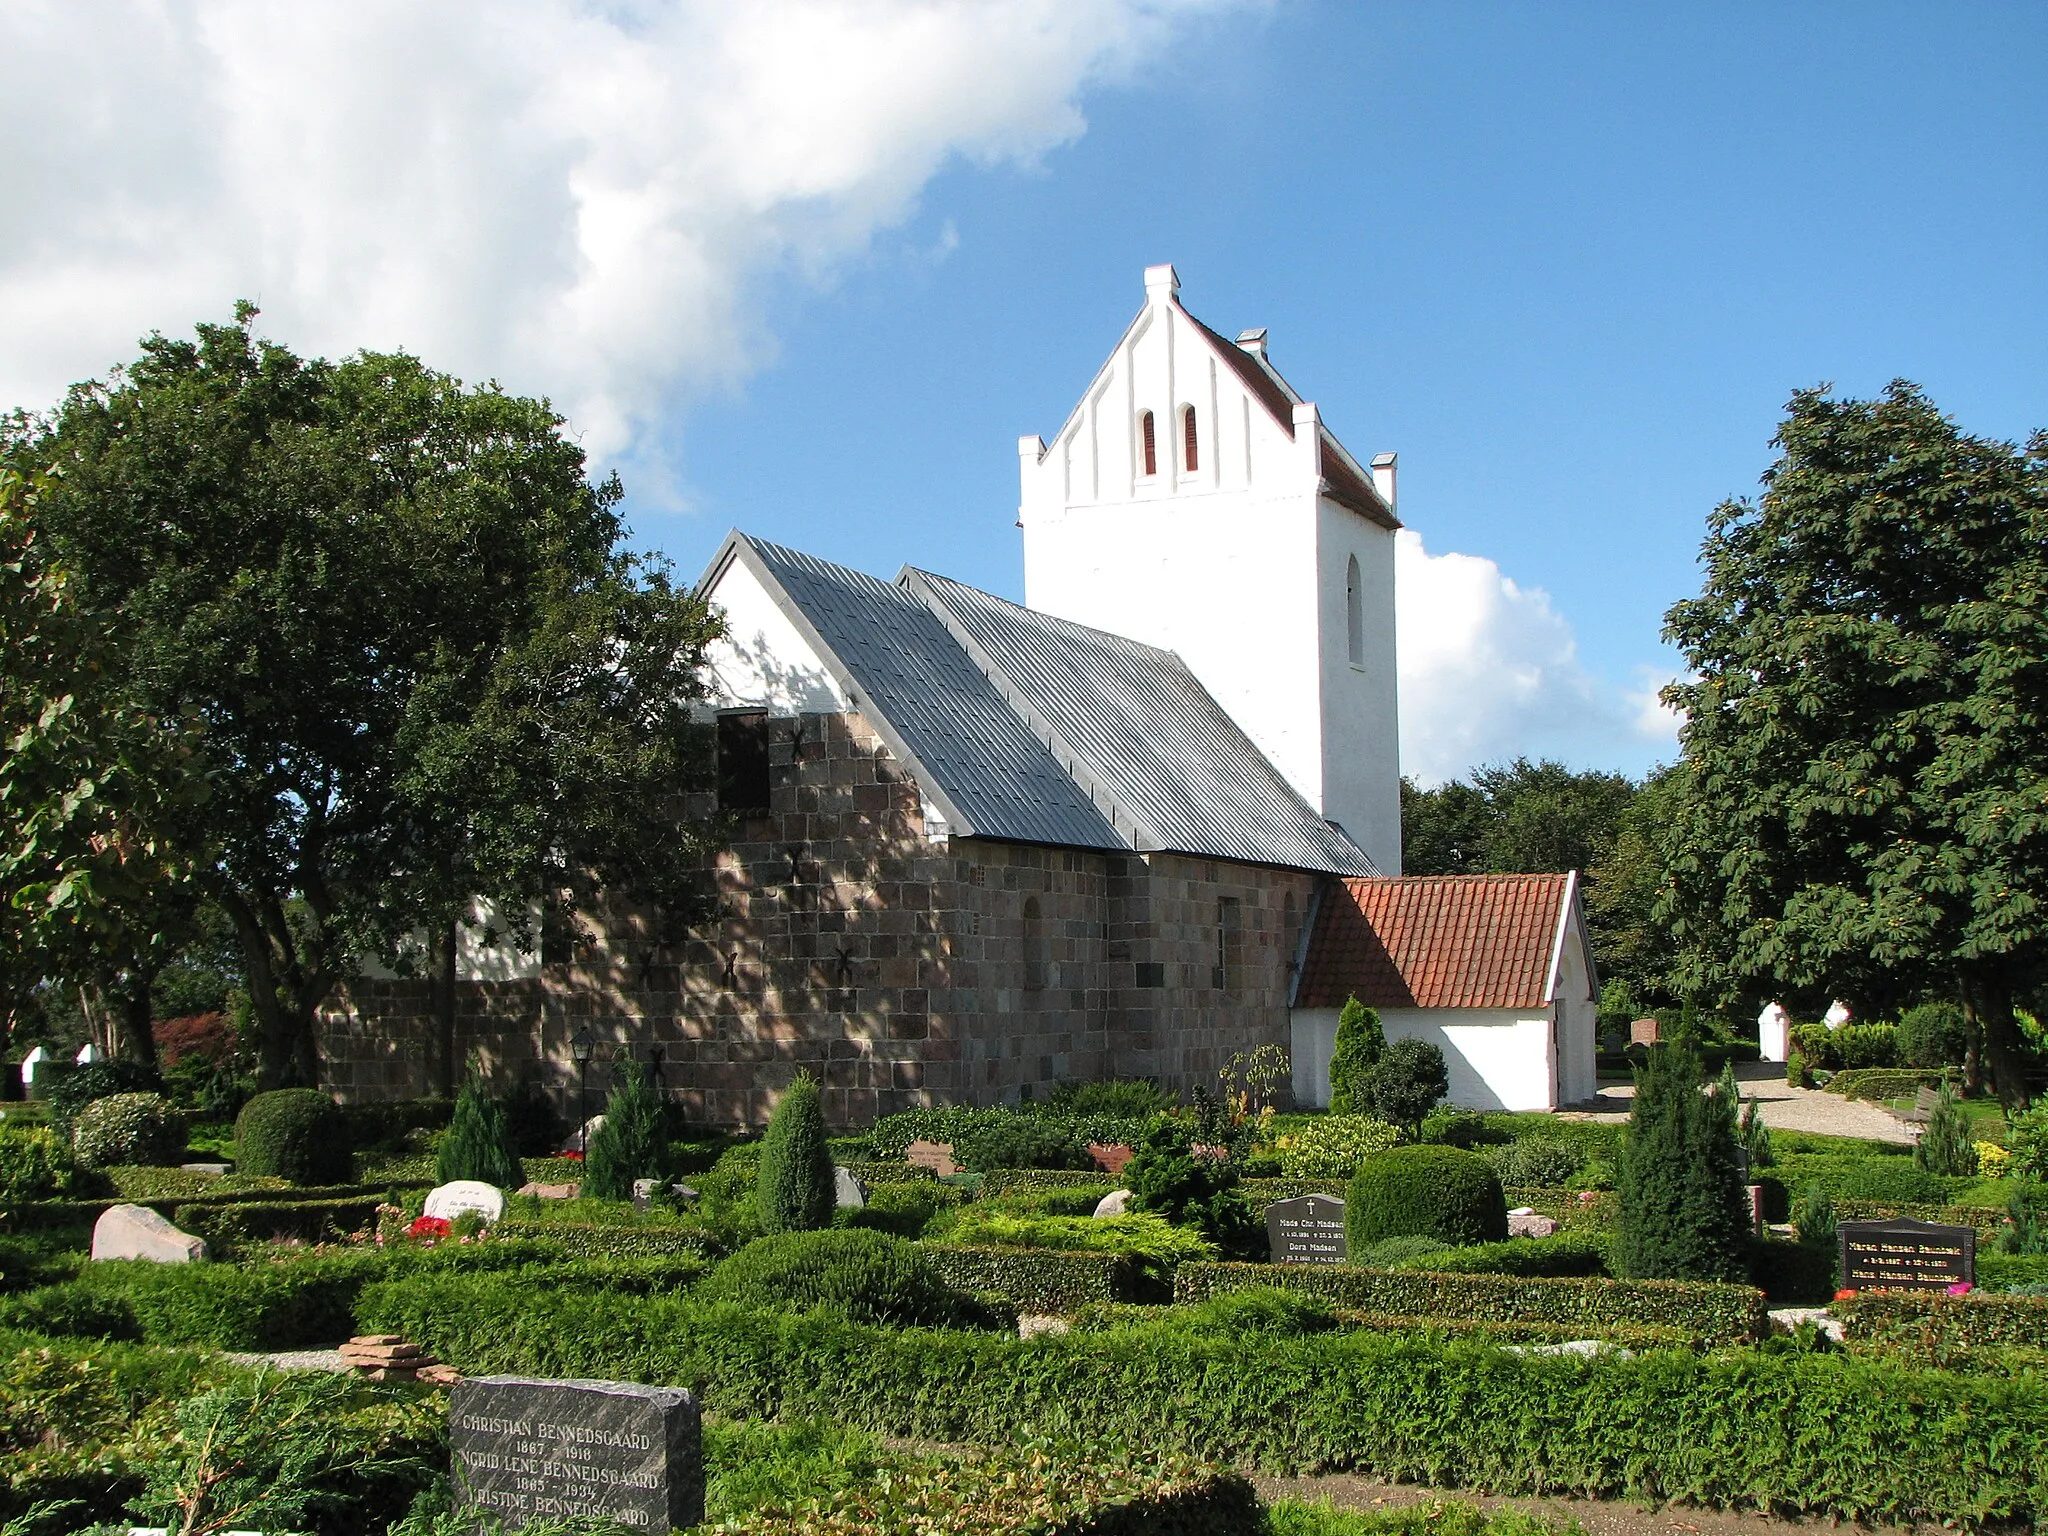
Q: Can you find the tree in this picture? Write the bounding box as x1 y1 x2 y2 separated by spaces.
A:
1661 383 2048 1107
437 1073 526 1189
583 1060 668 1200
1913 1083 1978 1177
8 309 724 1087
754 1073 834 1234
1364 1037 1449 1133
1399 776 1491 876
1326 996 1384 1114
1 465 203 1070
1614 1041 1751 1282
1583 764 1687 1005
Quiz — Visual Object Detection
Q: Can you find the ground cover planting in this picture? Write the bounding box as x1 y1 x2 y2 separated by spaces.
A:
2 1048 2046 1534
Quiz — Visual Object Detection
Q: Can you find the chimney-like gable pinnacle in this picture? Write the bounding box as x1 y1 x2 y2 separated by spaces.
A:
1143 263 1179 305
1235 328 1268 360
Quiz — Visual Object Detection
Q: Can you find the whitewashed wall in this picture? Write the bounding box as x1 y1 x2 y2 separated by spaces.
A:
1291 1005 1561 1113
701 551 849 713
1019 265 1402 873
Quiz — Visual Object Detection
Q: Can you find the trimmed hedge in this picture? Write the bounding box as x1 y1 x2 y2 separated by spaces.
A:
923 1244 1147 1311
1174 1262 1767 1346
1837 1289 2048 1352
1834 1200 2008 1239
490 1219 720 1258
977 1169 1119 1197
356 1271 2048 1527
1825 1068 1950 1103
1346 1147 1507 1249
1388 1231 1610 1279
236 1090 352 1185
172 1195 382 1253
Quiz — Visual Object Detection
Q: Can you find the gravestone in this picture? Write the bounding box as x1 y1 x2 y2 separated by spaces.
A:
451 1375 703 1531
92 1204 207 1263
1092 1188 1132 1218
1266 1194 1347 1265
18 1047 45 1086
423 1180 505 1225
904 1139 958 1176
1088 1142 1136 1177
1629 1018 1661 1047
1838 1217 1975 1291
833 1165 866 1209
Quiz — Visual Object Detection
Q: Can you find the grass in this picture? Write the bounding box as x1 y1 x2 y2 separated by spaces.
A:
1269 1498 1582 1534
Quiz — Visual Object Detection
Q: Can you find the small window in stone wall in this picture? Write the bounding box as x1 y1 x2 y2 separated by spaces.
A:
1023 896 1047 990
716 709 771 815
1215 897 1242 993
1135 961 1165 988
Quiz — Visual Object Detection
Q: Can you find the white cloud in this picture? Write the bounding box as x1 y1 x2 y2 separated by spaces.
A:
1396 529 1679 784
0 0 1228 468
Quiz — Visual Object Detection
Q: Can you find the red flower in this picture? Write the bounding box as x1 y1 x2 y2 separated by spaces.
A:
1833 1288 1858 1302
407 1216 452 1241
562 1149 585 1162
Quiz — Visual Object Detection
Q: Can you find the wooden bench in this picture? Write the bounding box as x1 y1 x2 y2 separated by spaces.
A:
1901 1085 1942 1124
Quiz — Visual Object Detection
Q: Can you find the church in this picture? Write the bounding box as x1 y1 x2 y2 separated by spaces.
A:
317 266 1597 1125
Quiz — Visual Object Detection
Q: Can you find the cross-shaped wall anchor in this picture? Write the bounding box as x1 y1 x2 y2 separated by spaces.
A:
722 951 739 989
836 946 855 985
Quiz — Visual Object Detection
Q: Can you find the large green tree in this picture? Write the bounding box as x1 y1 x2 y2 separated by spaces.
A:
2 465 204 1069
8 308 723 1088
1402 758 1636 879
1661 383 2048 1106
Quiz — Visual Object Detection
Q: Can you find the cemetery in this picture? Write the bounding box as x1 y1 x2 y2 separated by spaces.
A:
0 1017 2043 1536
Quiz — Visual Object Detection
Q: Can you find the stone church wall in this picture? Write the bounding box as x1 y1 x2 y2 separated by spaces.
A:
316 711 1314 1128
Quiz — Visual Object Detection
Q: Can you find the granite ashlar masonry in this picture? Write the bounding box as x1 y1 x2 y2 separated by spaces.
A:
319 711 1312 1127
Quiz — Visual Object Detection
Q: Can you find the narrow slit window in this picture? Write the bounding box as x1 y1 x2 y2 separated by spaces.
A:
1182 405 1199 471
1345 554 1364 667
716 709 772 815
1139 410 1157 477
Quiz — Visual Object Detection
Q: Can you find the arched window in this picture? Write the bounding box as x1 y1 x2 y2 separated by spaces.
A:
1345 554 1364 667
1139 411 1157 477
1181 405 1199 472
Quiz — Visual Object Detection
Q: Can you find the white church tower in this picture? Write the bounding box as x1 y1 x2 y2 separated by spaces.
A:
1018 264 1403 873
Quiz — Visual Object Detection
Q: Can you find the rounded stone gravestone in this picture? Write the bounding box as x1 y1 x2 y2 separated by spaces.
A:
1092 1189 1132 1218
423 1180 506 1225
92 1203 207 1263
452 1375 703 1531
833 1165 866 1209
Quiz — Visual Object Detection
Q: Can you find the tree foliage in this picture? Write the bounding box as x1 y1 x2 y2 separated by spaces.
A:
436 1074 526 1190
6 309 723 1086
1325 996 1384 1114
1614 1041 1751 1283
1660 383 2048 1106
754 1072 834 1234
583 1059 669 1201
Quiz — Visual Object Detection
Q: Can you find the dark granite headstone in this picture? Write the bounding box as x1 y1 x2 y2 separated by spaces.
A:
1267 1194 1348 1265
451 1375 703 1530
1838 1217 1975 1292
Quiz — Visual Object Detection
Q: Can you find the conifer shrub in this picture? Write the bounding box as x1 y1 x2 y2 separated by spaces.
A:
235 1089 352 1185
1364 1038 1450 1132
1897 1002 1969 1069
1792 1182 1838 1247
1613 1041 1750 1283
436 1075 526 1189
700 1228 985 1327
583 1060 669 1200
1124 1118 1262 1258
71 1091 186 1168
500 1068 566 1156
1344 1145 1507 1251
754 1073 833 1233
1913 1083 1978 1178
1326 997 1384 1114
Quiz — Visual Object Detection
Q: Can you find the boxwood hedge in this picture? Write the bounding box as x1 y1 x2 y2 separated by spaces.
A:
1837 1289 2048 1352
355 1271 2048 1528
1173 1262 1766 1345
490 1220 719 1258
922 1244 1147 1311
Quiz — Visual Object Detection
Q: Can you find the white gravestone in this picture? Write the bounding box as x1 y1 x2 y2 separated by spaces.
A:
19 1047 46 1085
1757 1002 1791 1063
75 1043 104 1066
561 1116 605 1155
1824 999 1853 1030
423 1181 505 1225
92 1203 207 1263
834 1166 866 1209
1092 1189 1132 1218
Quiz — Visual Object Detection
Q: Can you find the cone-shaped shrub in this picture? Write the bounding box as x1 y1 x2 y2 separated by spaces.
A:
755 1073 834 1233
1913 1082 1978 1176
1327 997 1385 1114
1344 1144 1506 1252
437 1075 526 1189
583 1060 668 1200
1614 1040 1751 1282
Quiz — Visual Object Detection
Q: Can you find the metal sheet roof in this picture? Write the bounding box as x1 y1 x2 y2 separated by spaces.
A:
738 537 1125 851
907 568 1377 876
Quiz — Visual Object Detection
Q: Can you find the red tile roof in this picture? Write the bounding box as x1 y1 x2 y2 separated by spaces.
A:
1295 874 1577 1010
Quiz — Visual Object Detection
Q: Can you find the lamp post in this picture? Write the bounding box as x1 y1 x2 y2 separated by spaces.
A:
572 1026 595 1156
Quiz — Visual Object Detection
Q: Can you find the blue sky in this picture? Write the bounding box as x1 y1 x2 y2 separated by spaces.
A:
651 3 2047 778
5 1 2043 782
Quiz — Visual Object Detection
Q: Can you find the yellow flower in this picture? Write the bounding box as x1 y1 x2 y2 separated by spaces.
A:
1976 1141 2010 1178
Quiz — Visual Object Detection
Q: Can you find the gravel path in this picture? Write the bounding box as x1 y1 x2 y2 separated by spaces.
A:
1568 1061 1915 1144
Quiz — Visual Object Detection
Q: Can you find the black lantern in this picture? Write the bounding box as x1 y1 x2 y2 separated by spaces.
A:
571 1026 595 1155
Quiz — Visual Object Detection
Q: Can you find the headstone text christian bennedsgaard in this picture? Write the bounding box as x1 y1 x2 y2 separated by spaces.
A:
1267 1194 1348 1265
451 1376 703 1530
1837 1217 1975 1292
